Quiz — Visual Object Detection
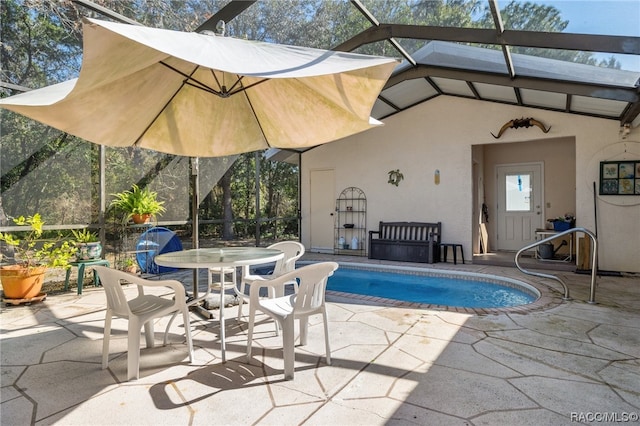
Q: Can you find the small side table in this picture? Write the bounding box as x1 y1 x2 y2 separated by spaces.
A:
440 243 465 265
64 259 110 295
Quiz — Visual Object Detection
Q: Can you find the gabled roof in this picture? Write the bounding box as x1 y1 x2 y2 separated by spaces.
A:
374 40 639 122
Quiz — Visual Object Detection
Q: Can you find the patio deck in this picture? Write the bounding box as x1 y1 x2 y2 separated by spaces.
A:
1 253 638 425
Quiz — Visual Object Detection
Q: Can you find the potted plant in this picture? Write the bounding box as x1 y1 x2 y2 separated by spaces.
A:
71 228 103 260
110 184 166 224
119 257 138 275
0 214 77 299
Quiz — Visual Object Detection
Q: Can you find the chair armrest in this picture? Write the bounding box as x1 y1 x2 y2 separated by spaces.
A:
369 230 380 239
126 274 187 304
282 256 299 272
248 269 299 303
243 273 269 285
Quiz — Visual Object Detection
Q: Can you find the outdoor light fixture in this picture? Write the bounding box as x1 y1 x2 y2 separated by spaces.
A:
620 123 631 139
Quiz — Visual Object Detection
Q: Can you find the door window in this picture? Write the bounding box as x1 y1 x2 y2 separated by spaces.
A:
496 163 543 251
505 173 532 212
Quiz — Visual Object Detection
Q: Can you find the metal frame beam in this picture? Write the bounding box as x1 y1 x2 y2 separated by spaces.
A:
71 0 142 25
385 65 639 104
334 24 640 56
350 0 416 66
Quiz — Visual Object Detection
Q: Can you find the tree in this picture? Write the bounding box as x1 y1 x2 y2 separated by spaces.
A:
0 0 621 234
1 0 84 223
0 0 82 89
477 1 620 68
220 164 235 240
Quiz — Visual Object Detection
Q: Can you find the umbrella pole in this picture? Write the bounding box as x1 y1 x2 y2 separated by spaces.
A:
192 157 200 297
191 157 212 319
254 152 261 246
99 145 106 249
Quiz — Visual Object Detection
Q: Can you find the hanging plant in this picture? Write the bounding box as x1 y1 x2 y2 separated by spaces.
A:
388 169 404 186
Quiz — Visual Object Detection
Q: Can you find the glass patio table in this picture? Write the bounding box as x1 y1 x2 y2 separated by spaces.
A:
155 247 283 361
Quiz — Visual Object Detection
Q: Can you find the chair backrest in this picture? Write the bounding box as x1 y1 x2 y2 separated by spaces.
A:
292 262 338 315
94 266 134 317
267 241 305 276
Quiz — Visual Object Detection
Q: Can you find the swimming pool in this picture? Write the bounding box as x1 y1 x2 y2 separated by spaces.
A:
326 265 538 308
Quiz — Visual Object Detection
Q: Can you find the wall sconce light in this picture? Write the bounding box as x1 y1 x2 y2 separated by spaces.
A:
434 169 440 185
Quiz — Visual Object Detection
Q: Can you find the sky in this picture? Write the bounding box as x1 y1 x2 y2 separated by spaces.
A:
522 0 640 71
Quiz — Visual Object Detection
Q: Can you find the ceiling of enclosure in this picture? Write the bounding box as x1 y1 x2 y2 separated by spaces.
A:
68 0 640 140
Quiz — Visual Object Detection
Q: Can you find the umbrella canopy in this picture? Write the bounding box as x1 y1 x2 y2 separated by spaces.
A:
0 18 397 157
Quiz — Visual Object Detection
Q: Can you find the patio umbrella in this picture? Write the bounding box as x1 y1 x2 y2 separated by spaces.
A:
0 18 397 300
0 18 397 157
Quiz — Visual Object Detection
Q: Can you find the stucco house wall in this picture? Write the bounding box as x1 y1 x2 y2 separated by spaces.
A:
300 96 640 273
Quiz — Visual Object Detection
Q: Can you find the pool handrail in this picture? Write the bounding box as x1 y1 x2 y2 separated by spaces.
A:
515 227 598 304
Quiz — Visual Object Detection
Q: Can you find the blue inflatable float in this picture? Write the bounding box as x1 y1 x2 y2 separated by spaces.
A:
135 227 183 274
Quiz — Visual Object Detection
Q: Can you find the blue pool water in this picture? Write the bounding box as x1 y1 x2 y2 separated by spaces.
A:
326 268 536 308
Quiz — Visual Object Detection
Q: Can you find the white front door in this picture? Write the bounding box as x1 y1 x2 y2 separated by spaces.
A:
496 163 544 251
309 169 335 253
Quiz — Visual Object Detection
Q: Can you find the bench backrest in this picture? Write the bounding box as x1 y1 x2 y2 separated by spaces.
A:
377 221 441 243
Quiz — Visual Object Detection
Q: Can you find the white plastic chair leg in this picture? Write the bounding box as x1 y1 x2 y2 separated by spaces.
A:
236 280 246 320
322 310 331 365
102 311 112 369
128 319 142 381
282 316 295 380
162 319 172 346
182 308 194 362
218 269 228 362
163 309 195 360
163 312 177 346
299 317 308 346
144 321 155 348
246 304 256 359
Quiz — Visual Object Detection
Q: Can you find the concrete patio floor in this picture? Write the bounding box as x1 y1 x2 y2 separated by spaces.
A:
1 254 639 425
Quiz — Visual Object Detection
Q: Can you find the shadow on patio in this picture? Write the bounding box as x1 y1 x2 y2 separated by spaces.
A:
1 257 639 425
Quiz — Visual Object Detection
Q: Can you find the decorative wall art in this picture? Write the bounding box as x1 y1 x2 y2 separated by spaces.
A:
599 160 640 195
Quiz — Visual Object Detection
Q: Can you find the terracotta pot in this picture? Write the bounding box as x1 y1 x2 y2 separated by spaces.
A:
0 265 47 299
131 213 152 224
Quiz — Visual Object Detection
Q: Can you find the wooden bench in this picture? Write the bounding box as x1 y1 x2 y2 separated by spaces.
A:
368 221 441 264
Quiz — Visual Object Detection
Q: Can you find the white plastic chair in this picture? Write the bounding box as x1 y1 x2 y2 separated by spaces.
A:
236 241 305 320
246 261 338 380
94 266 194 381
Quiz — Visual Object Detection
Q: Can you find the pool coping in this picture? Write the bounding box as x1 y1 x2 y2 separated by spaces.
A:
311 261 565 316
